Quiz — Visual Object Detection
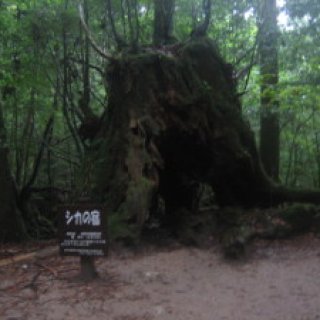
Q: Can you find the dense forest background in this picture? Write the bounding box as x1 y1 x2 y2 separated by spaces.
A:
1 0 320 241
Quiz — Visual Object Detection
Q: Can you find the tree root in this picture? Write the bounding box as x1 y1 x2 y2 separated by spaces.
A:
219 204 320 259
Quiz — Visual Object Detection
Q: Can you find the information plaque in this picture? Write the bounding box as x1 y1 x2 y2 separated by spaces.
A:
58 205 108 257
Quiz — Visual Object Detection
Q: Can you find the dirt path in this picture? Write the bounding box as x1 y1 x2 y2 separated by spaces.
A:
1 235 320 320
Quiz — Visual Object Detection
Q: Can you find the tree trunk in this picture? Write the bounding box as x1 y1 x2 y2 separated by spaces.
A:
153 0 175 46
81 1 93 120
0 102 27 241
62 0 83 157
258 0 280 180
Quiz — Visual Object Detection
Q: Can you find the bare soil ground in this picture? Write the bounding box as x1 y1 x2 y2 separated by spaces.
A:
1 235 320 320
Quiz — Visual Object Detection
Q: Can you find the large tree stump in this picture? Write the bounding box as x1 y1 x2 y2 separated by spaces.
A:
82 37 320 241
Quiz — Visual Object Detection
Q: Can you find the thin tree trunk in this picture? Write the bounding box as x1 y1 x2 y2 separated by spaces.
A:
22 90 35 185
258 0 280 180
80 1 95 121
0 101 27 241
153 0 175 46
62 0 83 157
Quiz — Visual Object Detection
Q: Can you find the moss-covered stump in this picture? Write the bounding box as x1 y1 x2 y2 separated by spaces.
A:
82 36 320 242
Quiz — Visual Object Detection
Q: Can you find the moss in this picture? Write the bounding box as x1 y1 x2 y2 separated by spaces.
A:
108 210 140 243
279 204 320 233
106 177 155 243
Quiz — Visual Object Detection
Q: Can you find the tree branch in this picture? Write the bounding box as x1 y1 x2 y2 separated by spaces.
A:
106 0 127 49
78 2 116 61
68 57 104 75
190 0 212 37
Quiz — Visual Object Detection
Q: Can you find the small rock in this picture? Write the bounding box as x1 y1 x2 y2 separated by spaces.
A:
21 263 28 270
145 271 160 279
153 305 165 316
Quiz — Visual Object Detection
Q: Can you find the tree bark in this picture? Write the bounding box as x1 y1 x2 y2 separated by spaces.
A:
191 0 212 37
62 0 83 157
81 1 93 120
258 0 280 180
153 0 175 46
0 101 27 241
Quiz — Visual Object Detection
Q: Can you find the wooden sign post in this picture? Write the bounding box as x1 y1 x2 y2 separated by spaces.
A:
58 205 108 280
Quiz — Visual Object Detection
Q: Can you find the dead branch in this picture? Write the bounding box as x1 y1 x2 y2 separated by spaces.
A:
23 271 41 292
0 246 58 268
236 59 257 80
35 262 58 277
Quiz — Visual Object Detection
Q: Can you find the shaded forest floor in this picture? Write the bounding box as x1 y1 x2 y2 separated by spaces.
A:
1 234 320 320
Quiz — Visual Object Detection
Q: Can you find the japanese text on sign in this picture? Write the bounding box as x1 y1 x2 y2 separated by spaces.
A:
65 209 101 226
58 205 108 257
